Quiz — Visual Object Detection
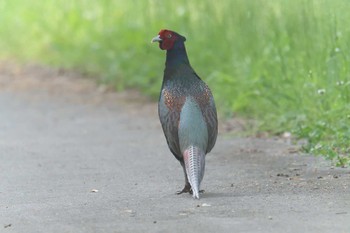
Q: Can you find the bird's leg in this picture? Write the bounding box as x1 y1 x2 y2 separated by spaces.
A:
177 185 205 195
177 182 191 195
176 161 205 195
176 161 192 195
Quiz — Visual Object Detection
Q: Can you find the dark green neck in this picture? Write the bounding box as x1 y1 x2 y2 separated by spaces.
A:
165 42 190 68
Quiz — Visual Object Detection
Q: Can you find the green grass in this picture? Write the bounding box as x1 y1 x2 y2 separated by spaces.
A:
1 0 349 166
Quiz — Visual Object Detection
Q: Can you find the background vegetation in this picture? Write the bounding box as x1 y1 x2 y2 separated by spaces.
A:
1 0 349 166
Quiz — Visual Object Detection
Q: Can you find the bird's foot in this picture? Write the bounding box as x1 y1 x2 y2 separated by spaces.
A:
176 183 205 195
176 183 191 195
189 189 205 194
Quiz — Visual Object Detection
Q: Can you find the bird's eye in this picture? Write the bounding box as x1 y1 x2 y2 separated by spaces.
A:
167 34 172 38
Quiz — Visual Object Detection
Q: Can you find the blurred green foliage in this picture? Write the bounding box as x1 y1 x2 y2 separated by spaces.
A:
0 0 349 165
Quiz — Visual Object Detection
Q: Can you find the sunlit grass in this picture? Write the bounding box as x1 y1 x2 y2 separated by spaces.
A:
1 0 349 165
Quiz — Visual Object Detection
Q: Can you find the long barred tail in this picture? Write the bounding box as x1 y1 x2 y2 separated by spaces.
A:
183 146 205 199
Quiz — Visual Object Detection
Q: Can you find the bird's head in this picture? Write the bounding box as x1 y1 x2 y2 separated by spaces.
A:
151 29 186 50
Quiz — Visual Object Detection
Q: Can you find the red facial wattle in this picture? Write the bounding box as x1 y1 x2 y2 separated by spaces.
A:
156 29 177 50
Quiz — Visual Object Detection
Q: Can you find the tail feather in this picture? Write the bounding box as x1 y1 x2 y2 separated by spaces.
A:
183 146 205 199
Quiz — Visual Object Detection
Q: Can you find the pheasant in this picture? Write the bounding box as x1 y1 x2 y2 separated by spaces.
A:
152 29 218 199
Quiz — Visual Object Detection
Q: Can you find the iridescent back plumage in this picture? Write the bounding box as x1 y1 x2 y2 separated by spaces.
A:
153 30 218 199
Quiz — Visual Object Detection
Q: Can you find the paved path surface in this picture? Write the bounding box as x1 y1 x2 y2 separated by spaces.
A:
1 64 350 233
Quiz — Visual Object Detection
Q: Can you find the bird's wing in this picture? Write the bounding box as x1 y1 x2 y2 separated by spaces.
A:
203 94 218 153
193 79 218 154
158 89 184 160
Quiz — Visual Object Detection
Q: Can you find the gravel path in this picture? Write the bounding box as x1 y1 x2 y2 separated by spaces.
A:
1 63 349 233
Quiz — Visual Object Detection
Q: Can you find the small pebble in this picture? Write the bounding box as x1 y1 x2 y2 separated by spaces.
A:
335 212 347 215
90 189 99 193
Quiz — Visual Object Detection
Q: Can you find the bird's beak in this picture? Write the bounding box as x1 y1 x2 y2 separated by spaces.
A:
151 35 162 43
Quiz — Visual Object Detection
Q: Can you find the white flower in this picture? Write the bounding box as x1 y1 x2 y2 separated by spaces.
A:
315 144 322 150
336 81 344 86
317 89 326 95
